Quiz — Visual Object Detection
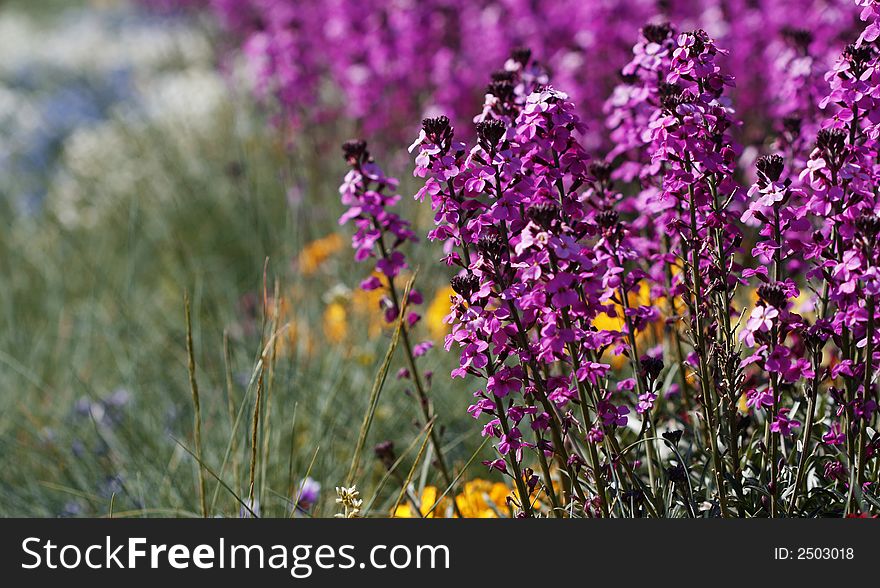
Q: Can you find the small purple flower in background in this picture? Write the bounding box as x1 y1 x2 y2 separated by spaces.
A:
412 341 433 357
292 477 321 514
60 501 84 518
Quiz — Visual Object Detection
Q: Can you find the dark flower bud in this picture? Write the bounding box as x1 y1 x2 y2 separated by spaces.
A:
856 212 880 241
781 27 813 51
421 115 454 147
757 283 788 309
658 81 688 111
510 47 532 66
782 116 802 137
639 355 664 381
342 139 369 166
524 469 539 491
588 160 613 184
816 128 846 156
666 464 687 484
684 29 709 54
804 322 831 354
490 70 515 83
642 22 673 44
450 273 480 299
476 235 505 258
596 209 620 230
488 70 515 101
475 119 507 152
487 80 515 104
828 386 845 405
374 441 396 470
755 154 785 186
527 203 560 229
843 43 875 78
662 429 683 445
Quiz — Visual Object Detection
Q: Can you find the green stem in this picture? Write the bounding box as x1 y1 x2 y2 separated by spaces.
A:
687 185 730 517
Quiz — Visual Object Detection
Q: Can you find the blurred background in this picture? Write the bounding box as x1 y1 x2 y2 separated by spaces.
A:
0 0 473 517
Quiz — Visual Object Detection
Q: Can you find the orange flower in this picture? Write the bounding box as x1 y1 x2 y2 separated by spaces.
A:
297 233 344 275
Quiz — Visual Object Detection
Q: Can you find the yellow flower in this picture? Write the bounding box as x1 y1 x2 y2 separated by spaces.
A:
351 286 387 340
393 486 450 518
297 233 344 275
592 310 625 332
592 280 665 370
426 286 455 341
454 480 512 518
793 289 814 317
323 302 348 343
592 280 659 332
392 479 514 518
737 392 749 416
263 287 316 358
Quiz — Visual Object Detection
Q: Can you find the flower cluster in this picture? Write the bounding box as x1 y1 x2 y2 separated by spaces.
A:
339 139 420 325
339 139 461 509
406 47 689 517
330 2 880 519
177 0 860 153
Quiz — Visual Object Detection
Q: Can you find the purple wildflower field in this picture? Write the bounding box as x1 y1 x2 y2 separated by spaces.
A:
26 0 879 518
216 0 880 518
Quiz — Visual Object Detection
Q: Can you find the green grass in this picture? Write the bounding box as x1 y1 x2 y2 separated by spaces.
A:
0 82 484 517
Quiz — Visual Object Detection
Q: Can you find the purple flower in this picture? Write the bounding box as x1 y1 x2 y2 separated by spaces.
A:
598 400 630 428
412 341 433 357
740 304 779 347
636 392 657 415
746 388 775 411
294 477 321 511
770 408 802 437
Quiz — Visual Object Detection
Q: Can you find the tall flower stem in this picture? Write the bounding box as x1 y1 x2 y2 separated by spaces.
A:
492 393 536 517
481 351 535 517
614 270 658 494
788 350 821 513
688 185 730 517
376 238 463 517
857 295 874 490
503 299 590 506
664 235 692 414
562 334 610 517
487 171 590 506
708 177 743 501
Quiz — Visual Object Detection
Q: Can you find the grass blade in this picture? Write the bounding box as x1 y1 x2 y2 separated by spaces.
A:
424 437 490 517
184 291 208 518
175 438 258 518
345 274 415 486
363 419 435 516
390 418 435 517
